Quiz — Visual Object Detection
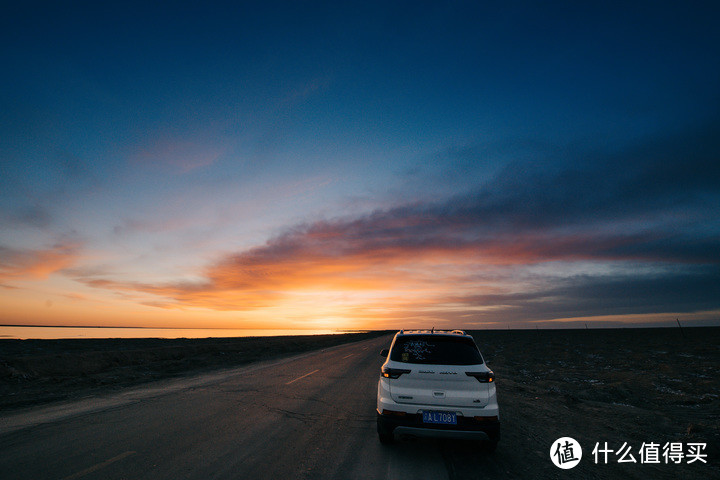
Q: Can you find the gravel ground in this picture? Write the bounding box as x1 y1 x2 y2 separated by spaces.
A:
459 327 719 479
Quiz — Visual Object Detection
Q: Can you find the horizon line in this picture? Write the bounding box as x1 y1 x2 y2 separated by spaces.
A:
1 324 717 331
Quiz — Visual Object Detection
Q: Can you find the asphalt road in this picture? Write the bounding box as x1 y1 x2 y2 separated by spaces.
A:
0 335 506 480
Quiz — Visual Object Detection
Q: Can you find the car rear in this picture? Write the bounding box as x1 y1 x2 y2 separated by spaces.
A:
376 330 500 448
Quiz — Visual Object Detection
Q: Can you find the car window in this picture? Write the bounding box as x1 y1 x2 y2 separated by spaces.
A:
390 335 484 365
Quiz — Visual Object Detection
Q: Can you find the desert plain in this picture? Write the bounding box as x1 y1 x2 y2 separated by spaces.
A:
1 327 717 479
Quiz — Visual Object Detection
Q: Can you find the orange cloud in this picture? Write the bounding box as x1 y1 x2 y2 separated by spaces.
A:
0 243 80 281
79 229 508 318
79 218 621 313
76 199 720 328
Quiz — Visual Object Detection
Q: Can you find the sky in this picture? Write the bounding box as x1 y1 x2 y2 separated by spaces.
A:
1 1 719 331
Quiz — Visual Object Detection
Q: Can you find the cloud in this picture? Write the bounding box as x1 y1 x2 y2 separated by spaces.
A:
80 120 720 323
462 121 720 232
0 243 81 281
81 277 282 311
3 204 53 228
79 201 719 316
130 137 224 174
0 150 99 233
435 265 720 323
278 75 333 111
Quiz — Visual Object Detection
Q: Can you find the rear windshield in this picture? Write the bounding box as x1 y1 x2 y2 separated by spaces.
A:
390 335 484 365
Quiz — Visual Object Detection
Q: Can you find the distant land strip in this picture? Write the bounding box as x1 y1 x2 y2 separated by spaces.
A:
0 325 354 330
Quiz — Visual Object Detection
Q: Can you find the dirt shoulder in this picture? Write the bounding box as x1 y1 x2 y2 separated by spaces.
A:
457 327 720 479
0 331 387 412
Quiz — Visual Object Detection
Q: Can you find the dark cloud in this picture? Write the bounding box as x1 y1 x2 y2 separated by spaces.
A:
0 148 100 232
457 117 720 231
444 266 720 323
4 204 53 228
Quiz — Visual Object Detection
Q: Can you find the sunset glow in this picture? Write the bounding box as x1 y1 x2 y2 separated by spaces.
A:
2 2 719 332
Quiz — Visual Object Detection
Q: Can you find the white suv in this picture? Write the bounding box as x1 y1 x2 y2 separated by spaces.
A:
376 329 500 450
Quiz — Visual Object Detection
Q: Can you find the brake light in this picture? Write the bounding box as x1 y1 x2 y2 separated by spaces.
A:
382 366 411 379
466 371 495 382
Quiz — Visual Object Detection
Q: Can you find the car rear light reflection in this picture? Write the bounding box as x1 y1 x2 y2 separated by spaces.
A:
473 415 498 422
465 371 495 382
382 366 411 379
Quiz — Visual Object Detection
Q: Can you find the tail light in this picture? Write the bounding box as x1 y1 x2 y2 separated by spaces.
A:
381 409 407 417
382 366 411 379
466 371 495 383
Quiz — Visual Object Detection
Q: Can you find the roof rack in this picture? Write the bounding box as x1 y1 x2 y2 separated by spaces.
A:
398 329 467 336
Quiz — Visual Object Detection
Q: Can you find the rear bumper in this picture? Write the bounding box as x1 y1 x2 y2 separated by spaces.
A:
393 426 493 441
377 411 500 442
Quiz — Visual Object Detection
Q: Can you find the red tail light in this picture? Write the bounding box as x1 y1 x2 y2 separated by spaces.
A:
466 371 495 382
382 366 411 379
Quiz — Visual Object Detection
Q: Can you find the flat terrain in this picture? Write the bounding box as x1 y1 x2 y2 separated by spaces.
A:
0 328 718 479
0 332 385 411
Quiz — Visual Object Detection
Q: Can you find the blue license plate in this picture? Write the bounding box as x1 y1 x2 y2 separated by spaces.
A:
422 411 457 425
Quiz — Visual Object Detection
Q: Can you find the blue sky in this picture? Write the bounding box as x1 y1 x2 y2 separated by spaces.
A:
1 1 719 329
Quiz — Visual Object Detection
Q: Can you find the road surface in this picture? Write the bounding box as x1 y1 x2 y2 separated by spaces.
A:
0 335 510 480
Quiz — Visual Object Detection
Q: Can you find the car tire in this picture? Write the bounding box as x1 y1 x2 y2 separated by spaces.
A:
376 414 394 444
378 432 394 445
484 439 498 453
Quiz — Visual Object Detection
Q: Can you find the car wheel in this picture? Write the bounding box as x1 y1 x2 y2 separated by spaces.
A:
378 432 394 445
